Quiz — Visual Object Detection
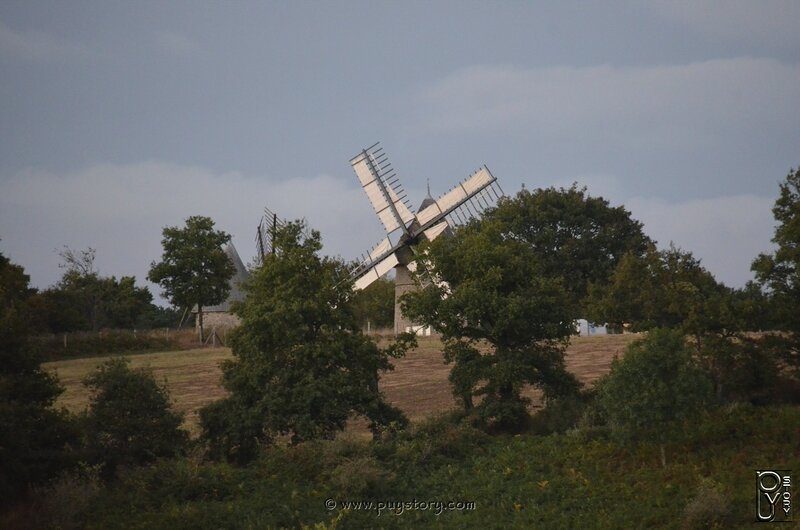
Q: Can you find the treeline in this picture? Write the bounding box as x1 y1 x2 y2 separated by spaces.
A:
1 166 798 527
27 247 181 334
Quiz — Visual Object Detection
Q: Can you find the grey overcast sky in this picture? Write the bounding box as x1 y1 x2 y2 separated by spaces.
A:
1 1 798 299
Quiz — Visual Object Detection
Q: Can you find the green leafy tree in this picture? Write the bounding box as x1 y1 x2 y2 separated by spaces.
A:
752 166 800 368
587 244 732 339
40 247 155 332
200 221 412 463
401 215 579 430
593 329 715 467
490 185 652 313
148 216 235 341
352 276 395 330
81 357 188 478
0 251 75 504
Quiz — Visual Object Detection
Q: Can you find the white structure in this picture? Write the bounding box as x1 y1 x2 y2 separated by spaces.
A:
348 143 503 334
575 319 608 336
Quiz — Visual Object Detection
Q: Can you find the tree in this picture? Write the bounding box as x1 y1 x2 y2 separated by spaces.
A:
200 221 412 463
587 244 733 337
752 166 800 369
593 329 715 467
401 214 579 430
352 276 395 330
0 251 75 504
489 185 652 313
40 246 155 332
148 216 235 342
81 357 188 478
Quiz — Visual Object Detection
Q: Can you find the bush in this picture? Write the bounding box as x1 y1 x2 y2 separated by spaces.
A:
34 329 180 361
27 463 103 530
0 252 76 506
328 455 393 497
681 477 732 529
529 392 592 435
697 334 784 405
594 329 715 466
81 357 189 478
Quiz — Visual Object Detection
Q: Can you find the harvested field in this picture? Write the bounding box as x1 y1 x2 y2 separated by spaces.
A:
44 333 642 436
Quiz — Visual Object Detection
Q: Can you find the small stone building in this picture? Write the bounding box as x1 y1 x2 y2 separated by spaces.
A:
194 242 250 334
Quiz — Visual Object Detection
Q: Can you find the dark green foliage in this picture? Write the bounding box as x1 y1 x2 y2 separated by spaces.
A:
490 184 652 312
593 329 714 464
587 244 733 336
402 214 579 430
351 276 395 330
200 221 412 463
81 357 188 478
0 252 75 505
49 404 800 529
752 166 800 369
528 392 592 436
148 216 235 341
696 334 786 405
34 329 177 361
588 237 797 408
38 247 157 332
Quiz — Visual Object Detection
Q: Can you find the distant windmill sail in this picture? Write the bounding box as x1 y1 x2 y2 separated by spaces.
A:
348 142 504 332
255 206 288 264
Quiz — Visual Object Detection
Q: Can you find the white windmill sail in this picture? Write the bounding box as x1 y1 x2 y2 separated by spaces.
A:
416 167 497 230
348 143 503 292
351 144 415 235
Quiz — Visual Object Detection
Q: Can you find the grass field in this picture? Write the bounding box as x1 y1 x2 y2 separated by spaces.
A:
44 333 641 435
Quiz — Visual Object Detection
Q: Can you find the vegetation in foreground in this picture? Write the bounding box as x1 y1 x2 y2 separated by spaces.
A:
13 403 799 529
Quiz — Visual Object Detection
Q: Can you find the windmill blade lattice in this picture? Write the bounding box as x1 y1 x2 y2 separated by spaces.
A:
348 143 504 292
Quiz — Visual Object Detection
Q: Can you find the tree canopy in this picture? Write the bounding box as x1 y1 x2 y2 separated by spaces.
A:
586 243 733 337
201 221 412 463
489 185 652 313
401 212 579 430
148 216 234 341
0 251 74 503
38 246 163 332
352 276 395 330
593 329 714 466
81 357 188 478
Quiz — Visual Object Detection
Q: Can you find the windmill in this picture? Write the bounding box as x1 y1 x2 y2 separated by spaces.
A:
349 142 504 334
255 206 287 263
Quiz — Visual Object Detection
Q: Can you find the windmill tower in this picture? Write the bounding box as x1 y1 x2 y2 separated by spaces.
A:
349 142 504 334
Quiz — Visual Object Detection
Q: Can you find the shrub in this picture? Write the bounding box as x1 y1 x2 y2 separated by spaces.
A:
81 357 189 478
594 329 715 466
34 329 180 361
28 463 103 530
0 252 76 506
682 477 732 529
529 392 592 435
696 334 783 405
328 455 393 497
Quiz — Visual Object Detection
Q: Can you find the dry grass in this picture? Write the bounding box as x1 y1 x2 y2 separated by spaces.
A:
44 333 642 436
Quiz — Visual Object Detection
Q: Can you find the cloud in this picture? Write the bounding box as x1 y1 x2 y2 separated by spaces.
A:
649 1 800 48
0 162 385 297
0 161 777 300
417 58 800 149
155 31 199 55
0 20 94 61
